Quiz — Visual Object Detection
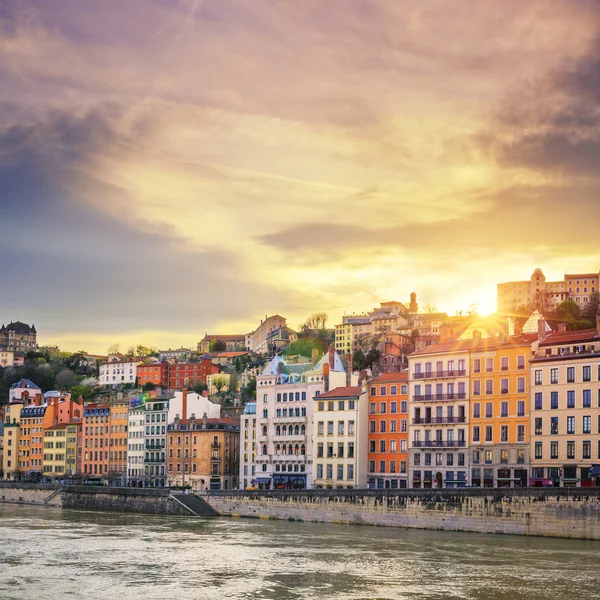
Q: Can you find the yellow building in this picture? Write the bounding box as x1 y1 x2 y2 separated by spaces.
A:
469 335 534 487
2 402 23 480
66 422 81 477
43 424 68 480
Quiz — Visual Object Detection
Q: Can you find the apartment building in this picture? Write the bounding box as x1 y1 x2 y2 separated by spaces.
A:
408 342 471 488
469 335 533 488
240 402 257 489
529 324 600 487
2 401 24 480
367 372 409 489
127 402 146 484
312 385 368 489
144 392 172 487
99 358 141 386
43 424 68 479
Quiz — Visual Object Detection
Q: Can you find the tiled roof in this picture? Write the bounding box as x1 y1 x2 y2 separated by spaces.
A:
369 372 408 383
317 386 363 399
202 334 246 341
540 328 599 346
410 340 474 356
10 379 40 390
217 352 248 358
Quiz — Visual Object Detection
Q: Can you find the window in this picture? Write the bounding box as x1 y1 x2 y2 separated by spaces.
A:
390 401 397 414
327 421 334 435
317 422 324 435
485 403 493 419
501 357 509 371
550 368 558 384
473 359 481 373
566 441 575 460
347 464 354 480
379 460 386 473
379 421 386 433
380 402 386 414
485 426 492 442
501 402 508 418
472 403 480 418
485 380 493 395
338 401 345 411
534 392 543 410
472 426 480 442
583 441 591 459
517 425 525 442
500 426 508 442
370 387 376 396
317 463 324 478
550 417 558 435
379 440 386 453
552 441 559 459
517 355 525 369
486 358 493 372
369 421 376 433
485 450 493 464
583 366 591 382
583 416 591 434
567 416 575 434
337 465 344 480
567 367 575 383
534 370 542 385
370 403 376 415
472 450 480 464
583 389 591 408
535 418 542 435
348 442 354 458
348 421 355 434
413 454 421 466
338 421 345 435
501 449 509 464
517 401 525 417
535 442 542 459
390 420 397 433
326 464 333 479
551 392 558 410
473 381 481 396
517 378 525 393
567 390 575 409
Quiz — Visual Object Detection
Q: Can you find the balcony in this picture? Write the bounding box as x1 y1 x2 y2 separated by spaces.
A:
211 442 221 449
211 455 221 462
413 370 466 380
412 440 466 448
144 458 164 464
412 416 466 425
413 393 466 402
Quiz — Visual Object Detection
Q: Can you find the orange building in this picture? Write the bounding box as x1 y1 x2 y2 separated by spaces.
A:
167 356 219 388
367 372 409 488
82 404 111 480
469 335 534 487
137 361 168 387
109 402 128 484
166 415 239 490
19 393 82 478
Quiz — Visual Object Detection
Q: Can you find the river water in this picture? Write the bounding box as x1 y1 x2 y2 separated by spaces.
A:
0 504 598 600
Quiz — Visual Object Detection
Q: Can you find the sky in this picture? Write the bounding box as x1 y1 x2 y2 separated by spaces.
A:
2 0 600 354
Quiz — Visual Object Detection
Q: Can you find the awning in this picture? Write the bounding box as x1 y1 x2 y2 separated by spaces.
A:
256 477 271 483
497 477 524 481
588 465 600 477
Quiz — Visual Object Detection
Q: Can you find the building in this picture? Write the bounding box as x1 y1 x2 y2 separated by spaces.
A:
137 361 168 387
43 424 68 480
158 348 193 362
166 356 219 388
312 385 369 489
252 348 356 490
127 401 146 485
240 402 257 489
109 401 128 485
66 421 81 477
497 268 599 313
529 323 600 487
468 334 534 488
9 379 42 404
144 392 172 487
0 321 37 352
246 315 288 354
367 372 409 489
166 415 239 490
168 390 220 422
81 404 111 480
99 358 141 386
408 341 471 488
0 349 14 367
2 401 24 480
198 334 246 354
379 332 412 373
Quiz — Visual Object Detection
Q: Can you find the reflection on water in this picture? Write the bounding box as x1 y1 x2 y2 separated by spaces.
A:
0 503 598 600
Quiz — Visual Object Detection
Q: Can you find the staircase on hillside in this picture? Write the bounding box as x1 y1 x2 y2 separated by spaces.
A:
170 492 220 516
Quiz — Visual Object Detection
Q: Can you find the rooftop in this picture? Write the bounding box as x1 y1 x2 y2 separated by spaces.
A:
540 328 599 346
369 372 408 383
317 386 363 399
10 379 40 390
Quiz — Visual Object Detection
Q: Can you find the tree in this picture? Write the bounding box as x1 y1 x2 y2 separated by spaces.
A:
107 344 120 355
212 376 228 393
555 299 581 322
135 345 157 357
191 379 207 395
211 339 227 352
352 348 367 371
584 292 600 319
70 385 93 402
243 378 256 401
423 303 438 314
467 302 479 316
304 313 328 330
285 337 323 358
143 382 157 391
56 369 77 390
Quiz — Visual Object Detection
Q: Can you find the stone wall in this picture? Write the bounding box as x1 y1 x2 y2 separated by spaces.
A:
0 483 62 506
205 488 600 540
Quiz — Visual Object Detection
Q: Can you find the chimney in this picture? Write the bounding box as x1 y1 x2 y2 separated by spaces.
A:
190 412 196 429
182 388 188 420
328 346 335 371
202 412 208 429
345 353 353 387
557 323 567 333
472 330 482 343
538 319 546 340
323 362 330 393
360 370 368 394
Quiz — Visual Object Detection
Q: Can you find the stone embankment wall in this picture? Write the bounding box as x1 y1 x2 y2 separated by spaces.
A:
205 488 600 540
0 483 188 515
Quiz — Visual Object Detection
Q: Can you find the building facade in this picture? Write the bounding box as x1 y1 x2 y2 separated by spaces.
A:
0 321 37 352
529 325 600 487
166 357 219 388
99 359 141 386
137 361 168 387
408 342 471 488
144 393 171 487
312 385 368 489
127 403 146 485
240 402 257 489
367 372 409 489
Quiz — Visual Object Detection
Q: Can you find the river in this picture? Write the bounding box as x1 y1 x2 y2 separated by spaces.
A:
0 504 598 599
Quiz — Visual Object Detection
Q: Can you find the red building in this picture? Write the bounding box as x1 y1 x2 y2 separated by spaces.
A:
137 361 168 387
166 355 219 388
367 372 409 489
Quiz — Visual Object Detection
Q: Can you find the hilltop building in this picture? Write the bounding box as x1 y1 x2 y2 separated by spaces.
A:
0 321 37 353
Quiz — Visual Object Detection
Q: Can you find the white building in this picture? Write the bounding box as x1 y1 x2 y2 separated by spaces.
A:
168 390 220 422
250 348 356 489
145 392 172 487
240 402 257 489
99 359 141 386
312 385 369 489
0 350 14 368
127 402 146 485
